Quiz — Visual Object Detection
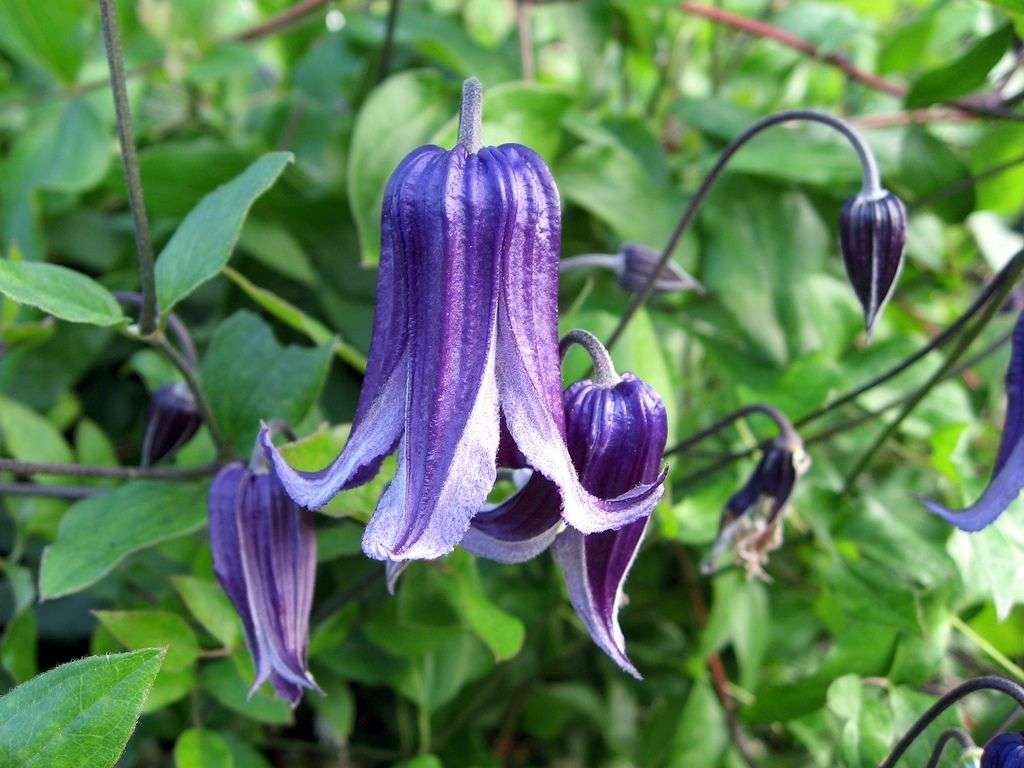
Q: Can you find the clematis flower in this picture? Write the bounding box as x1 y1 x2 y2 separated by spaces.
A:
209 461 319 706
984 733 1024 767
921 312 1024 531
464 330 667 678
702 434 810 579
141 383 202 466
558 242 703 296
259 79 663 561
839 190 907 336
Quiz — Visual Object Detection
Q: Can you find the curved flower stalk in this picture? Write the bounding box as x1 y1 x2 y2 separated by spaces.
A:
920 311 1024 531
559 242 704 295
984 733 1024 767
463 330 668 678
879 676 1024 768
209 458 319 707
606 109 908 351
701 408 810 579
260 79 663 562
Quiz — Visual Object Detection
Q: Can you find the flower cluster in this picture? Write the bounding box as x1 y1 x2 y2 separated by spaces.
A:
207 78 915 704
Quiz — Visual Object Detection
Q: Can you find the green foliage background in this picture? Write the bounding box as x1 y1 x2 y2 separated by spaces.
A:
1 0 1024 765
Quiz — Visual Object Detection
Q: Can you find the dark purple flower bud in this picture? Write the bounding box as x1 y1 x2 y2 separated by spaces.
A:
259 79 663 562
983 733 1024 768
921 311 1024 531
141 383 202 466
464 357 668 678
209 462 319 707
704 436 810 578
617 243 704 295
839 190 907 335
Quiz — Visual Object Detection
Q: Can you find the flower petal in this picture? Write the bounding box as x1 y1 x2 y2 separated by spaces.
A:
552 519 649 679
238 471 319 706
995 311 1024 474
462 472 562 563
209 463 261 669
362 146 504 561
492 146 664 533
259 147 444 509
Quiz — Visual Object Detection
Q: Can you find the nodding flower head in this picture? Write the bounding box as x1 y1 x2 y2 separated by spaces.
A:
704 434 810 579
141 382 202 466
259 79 663 562
209 461 319 707
983 733 1024 767
839 190 907 336
461 330 668 678
921 310 1024 532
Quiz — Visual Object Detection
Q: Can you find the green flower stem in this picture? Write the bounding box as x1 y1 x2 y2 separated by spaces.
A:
841 249 1024 494
99 0 158 336
950 615 1024 684
375 0 403 83
605 108 883 352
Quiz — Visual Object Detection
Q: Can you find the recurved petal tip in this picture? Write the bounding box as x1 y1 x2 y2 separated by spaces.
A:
839 190 907 337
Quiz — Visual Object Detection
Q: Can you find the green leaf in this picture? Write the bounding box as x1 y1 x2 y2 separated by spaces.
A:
223 267 367 373
94 610 200 672
174 728 235 768
906 24 1013 108
39 480 209 599
0 259 125 327
200 311 333 456
899 127 975 223
0 0 90 83
0 649 164 768
442 550 525 661
348 70 457 266
199 659 293 725
0 393 74 467
155 152 294 313
1 608 37 683
171 576 242 649
142 667 195 713
949 495 1024 621
238 220 317 286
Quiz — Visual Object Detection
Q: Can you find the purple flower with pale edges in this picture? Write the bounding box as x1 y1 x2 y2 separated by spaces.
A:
839 190 907 335
209 462 319 707
921 311 1024 532
141 383 202 466
984 733 1024 767
462 367 668 678
258 79 664 562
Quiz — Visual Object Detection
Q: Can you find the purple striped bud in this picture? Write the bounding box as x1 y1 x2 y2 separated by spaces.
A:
618 243 704 295
839 190 907 336
141 383 202 466
984 733 1024 768
209 462 319 707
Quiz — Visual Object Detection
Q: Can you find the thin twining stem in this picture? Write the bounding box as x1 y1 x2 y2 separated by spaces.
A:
604 109 881 351
99 0 158 336
559 254 620 273
796 250 1024 429
376 0 402 83
924 728 975 768
560 329 620 388
665 403 799 458
0 482 104 500
0 458 218 481
879 677 1024 768
115 292 197 366
516 0 535 81
843 249 1024 493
